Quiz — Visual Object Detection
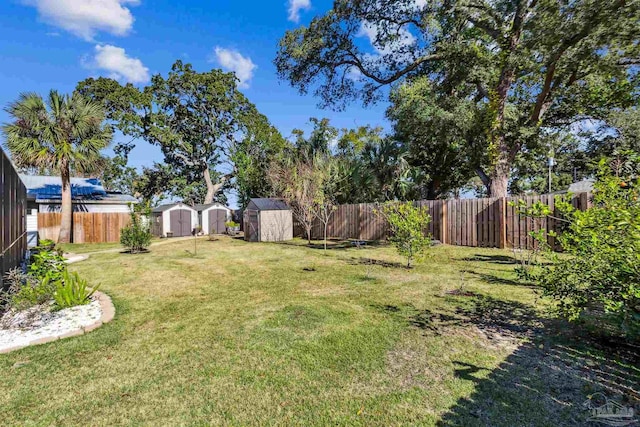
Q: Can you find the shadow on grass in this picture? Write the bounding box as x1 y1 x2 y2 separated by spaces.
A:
279 239 386 251
374 295 640 425
459 254 517 265
347 257 408 269
374 294 544 337
464 269 531 287
438 338 640 426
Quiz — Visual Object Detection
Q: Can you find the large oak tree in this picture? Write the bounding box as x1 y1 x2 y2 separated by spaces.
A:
78 61 284 205
275 0 640 196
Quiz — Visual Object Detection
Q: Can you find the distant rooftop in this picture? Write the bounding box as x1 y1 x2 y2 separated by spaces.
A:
567 179 594 193
20 174 136 203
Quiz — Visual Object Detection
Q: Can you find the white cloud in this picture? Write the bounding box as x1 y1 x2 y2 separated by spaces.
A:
410 0 427 9
287 0 311 23
346 66 363 82
90 44 149 84
358 21 416 56
212 47 257 89
25 0 138 41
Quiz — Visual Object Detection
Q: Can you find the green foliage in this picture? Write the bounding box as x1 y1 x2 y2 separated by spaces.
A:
2 90 113 242
53 271 99 310
1 246 96 312
37 239 56 251
78 61 284 206
29 247 67 282
275 0 640 196
510 131 591 195
1 269 56 311
387 77 480 198
509 200 557 281
378 202 431 268
225 221 239 228
331 125 417 203
120 205 152 254
101 143 140 195
2 246 66 310
527 156 640 338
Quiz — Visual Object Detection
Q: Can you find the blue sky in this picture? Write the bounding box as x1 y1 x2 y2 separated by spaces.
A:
0 0 390 179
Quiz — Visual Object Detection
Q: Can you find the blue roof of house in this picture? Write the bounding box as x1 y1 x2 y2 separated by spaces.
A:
19 174 137 203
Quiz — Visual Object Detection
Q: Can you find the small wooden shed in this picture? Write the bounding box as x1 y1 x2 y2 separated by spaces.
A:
151 203 198 237
244 198 293 242
194 203 231 235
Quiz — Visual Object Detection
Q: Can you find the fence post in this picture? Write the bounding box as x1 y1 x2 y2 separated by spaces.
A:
441 200 448 245
499 197 507 249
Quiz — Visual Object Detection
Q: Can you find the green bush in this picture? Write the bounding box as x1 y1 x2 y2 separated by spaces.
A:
52 271 99 310
533 157 640 338
120 206 152 253
378 202 431 268
28 247 67 282
37 239 56 251
1 268 56 311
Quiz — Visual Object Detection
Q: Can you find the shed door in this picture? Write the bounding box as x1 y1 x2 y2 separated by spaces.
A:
170 209 192 237
248 211 259 241
208 209 226 234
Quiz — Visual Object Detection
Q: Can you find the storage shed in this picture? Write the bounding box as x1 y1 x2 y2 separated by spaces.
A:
151 203 198 237
244 198 293 242
194 203 231 235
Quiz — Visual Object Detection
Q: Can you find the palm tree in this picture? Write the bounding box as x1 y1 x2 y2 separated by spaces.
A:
2 91 112 243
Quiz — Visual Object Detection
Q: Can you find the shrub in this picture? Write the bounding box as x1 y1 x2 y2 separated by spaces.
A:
52 271 99 310
37 239 56 251
120 206 152 253
29 247 67 282
378 202 431 268
530 157 640 338
509 200 556 282
225 221 239 228
2 268 56 311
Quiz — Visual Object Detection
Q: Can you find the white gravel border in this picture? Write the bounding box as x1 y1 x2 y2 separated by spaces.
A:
0 292 115 354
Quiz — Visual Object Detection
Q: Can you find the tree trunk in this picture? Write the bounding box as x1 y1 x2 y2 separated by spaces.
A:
489 157 510 197
58 158 73 244
203 168 231 204
484 3 526 198
323 220 328 251
203 168 216 204
306 224 312 244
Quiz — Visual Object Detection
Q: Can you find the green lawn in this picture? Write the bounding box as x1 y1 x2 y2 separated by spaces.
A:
2 237 638 426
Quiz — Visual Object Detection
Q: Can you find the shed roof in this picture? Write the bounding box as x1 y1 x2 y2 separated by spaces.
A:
247 198 289 211
193 203 228 212
151 202 196 213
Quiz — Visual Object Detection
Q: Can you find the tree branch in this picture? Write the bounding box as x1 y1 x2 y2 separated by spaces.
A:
338 51 442 86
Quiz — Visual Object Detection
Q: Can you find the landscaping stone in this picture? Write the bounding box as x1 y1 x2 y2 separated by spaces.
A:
0 291 114 354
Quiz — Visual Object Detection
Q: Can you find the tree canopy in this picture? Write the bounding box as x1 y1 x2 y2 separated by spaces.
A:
276 0 640 196
78 60 284 206
2 91 112 242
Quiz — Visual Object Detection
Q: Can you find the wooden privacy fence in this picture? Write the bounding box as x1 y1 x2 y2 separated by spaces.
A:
1 150 27 286
295 193 592 250
38 212 131 243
